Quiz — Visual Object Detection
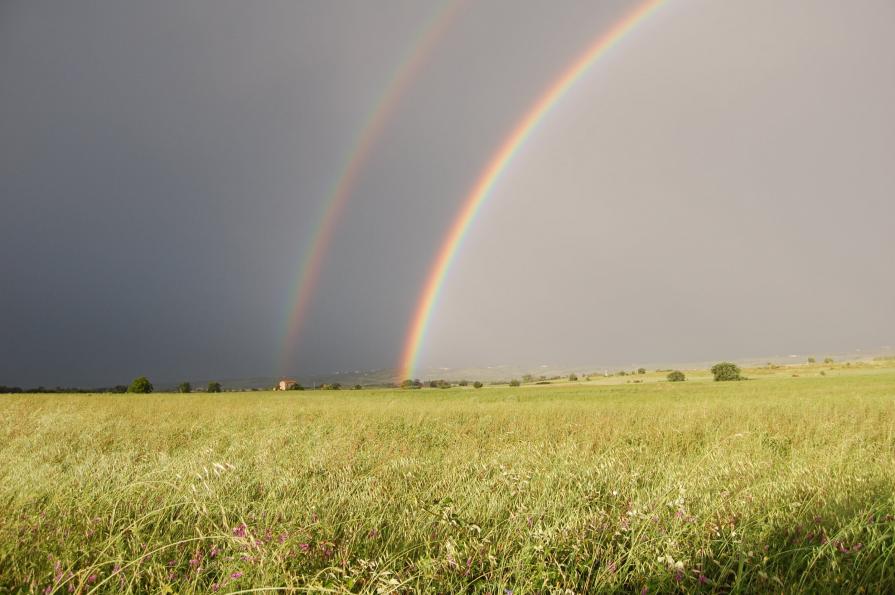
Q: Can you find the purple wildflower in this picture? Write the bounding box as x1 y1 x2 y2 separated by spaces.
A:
231 571 243 579
233 524 247 538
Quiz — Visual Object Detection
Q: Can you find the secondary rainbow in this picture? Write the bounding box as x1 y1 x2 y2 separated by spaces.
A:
280 1 462 373
399 0 667 381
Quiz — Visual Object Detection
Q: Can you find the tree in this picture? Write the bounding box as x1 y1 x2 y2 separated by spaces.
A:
823 357 834 364
178 382 191 393
128 376 153 394
207 381 222 393
458 380 468 387
637 368 646 375
354 384 362 390
509 379 520 387
568 373 578 381
807 357 816 364
711 362 742 382
667 370 686 382
473 381 483 389
289 383 304 391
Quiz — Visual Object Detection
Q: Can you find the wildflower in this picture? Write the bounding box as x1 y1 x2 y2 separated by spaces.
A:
88 574 98 584
231 571 243 579
112 563 121 575
640 587 648 595
233 524 247 538
211 583 220 592
209 546 219 558
299 543 310 553
698 574 708 585
673 570 684 583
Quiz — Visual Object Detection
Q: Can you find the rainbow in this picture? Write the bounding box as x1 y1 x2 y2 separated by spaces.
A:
281 1 462 373
399 0 667 381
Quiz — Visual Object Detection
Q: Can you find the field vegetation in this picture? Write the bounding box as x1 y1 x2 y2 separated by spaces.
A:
2 363 895 593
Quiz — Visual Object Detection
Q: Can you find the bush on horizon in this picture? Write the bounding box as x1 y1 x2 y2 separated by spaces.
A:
127 376 153 394
711 362 742 382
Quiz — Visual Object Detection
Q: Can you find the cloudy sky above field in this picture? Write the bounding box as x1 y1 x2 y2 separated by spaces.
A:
2 0 894 386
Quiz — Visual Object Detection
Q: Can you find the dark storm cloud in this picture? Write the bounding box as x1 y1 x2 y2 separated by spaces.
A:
1 1 893 386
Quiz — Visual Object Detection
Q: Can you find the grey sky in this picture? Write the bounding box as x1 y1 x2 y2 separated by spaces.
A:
1 1 893 386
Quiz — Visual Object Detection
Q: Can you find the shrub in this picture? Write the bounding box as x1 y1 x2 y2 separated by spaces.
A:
473 381 483 389
178 382 191 393
807 357 816 364
354 384 362 390
824 357 834 364
666 370 686 382
128 376 153 394
568 373 578 381
207 381 222 393
711 362 742 382
458 380 468 387
289 383 304 391
509 379 520 387
637 368 646 375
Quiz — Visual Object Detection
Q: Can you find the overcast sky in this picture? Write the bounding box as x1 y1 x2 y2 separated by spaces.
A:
2 0 893 387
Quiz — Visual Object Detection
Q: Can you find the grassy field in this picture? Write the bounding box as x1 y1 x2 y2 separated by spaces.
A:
2 366 895 593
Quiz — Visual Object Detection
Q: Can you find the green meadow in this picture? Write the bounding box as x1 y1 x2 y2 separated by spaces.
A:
3 363 895 593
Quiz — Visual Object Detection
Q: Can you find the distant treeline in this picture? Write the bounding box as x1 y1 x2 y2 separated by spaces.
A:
0 385 130 394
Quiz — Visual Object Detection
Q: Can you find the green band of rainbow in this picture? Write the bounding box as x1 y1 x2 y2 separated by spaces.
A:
399 0 667 381
280 1 462 374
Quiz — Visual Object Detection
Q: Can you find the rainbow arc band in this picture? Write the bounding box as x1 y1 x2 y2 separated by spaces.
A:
399 0 667 381
280 1 463 373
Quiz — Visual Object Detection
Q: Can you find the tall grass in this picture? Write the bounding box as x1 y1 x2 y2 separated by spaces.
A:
2 372 895 593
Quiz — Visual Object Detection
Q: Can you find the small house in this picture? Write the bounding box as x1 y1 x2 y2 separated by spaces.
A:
278 378 299 391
